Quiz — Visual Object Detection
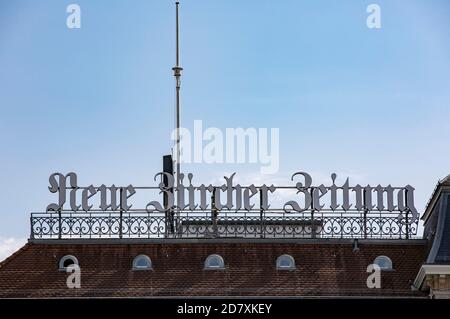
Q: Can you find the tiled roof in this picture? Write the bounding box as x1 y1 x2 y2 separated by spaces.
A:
0 241 428 298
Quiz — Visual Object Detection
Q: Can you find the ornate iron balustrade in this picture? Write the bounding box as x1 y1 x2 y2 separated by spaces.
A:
30 210 418 240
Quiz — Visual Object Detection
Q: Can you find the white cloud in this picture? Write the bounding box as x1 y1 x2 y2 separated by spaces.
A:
0 237 27 263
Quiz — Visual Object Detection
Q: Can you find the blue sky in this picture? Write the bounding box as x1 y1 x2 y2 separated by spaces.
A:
0 0 450 240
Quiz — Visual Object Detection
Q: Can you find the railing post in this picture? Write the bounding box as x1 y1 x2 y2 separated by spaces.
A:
211 187 218 238
363 190 368 239
311 188 316 239
363 209 368 239
119 188 123 239
405 210 410 240
405 188 410 239
30 214 34 240
259 189 264 238
58 209 62 239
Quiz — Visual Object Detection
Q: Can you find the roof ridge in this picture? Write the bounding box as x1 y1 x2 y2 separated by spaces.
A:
0 242 32 270
440 174 450 185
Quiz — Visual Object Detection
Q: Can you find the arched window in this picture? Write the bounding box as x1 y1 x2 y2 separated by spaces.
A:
276 254 296 270
59 255 79 270
132 255 153 270
374 256 393 270
204 254 225 270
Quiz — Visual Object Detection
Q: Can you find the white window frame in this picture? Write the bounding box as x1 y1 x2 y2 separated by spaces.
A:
59 255 79 270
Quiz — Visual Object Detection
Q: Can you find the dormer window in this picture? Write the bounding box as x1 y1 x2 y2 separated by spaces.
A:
374 256 393 271
204 254 225 270
132 255 153 270
276 254 296 270
59 255 79 270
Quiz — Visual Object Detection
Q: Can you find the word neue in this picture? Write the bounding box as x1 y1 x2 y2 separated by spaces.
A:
46 171 419 224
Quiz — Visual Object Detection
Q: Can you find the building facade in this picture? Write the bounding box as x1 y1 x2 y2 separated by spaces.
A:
0 175 449 298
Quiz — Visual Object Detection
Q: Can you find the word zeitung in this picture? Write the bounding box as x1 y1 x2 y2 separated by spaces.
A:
46 172 419 225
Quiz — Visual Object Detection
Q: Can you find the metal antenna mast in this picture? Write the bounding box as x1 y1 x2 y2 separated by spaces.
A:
172 2 183 194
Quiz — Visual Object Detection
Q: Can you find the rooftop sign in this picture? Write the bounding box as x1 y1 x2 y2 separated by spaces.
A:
45 171 418 225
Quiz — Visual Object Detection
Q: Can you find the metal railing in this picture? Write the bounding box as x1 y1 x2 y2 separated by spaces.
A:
30 210 418 240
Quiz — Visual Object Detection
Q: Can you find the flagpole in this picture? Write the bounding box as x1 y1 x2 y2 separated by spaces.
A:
172 2 182 198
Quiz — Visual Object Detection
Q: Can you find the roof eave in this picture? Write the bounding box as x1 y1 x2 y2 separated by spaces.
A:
421 181 450 223
413 264 450 291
